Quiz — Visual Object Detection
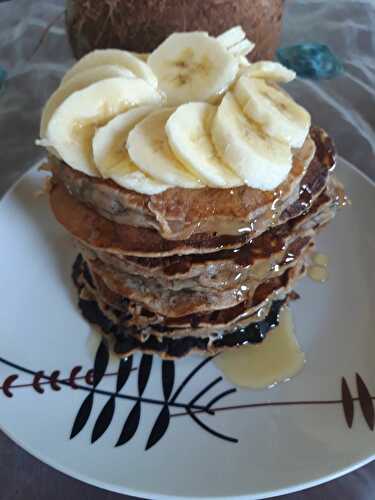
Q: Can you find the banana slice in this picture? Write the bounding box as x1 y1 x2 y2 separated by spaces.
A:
217 26 255 57
127 108 202 188
165 102 242 187
92 106 168 194
217 25 246 49
147 32 239 105
40 65 136 138
243 61 296 82
212 92 292 190
239 55 251 67
132 52 149 62
93 106 151 175
61 49 158 89
233 75 310 148
228 39 255 58
45 77 163 176
106 164 168 194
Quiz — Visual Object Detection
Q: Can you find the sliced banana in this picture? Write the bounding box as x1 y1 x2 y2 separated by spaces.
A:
61 49 158 89
106 164 168 194
217 25 255 57
147 32 239 105
217 26 246 48
132 52 149 62
93 106 151 175
165 102 242 187
92 106 168 194
233 75 310 148
127 108 202 188
228 39 255 58
40 65 136 138
45 77 163 176
239 55 251 67
212 92 292 190
243 61 296 82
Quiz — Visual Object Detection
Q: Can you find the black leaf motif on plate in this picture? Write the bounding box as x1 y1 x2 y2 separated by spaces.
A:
116 400 141 447
356 373 374 430
170 355 214 403
70 392 94 439
146 405 170 450
207 389 237 410
187 408 238 443
15 348 375 450
93 341 109 387
341 377 354 428
161 360 175 401
138 354 153 396
188 377 222 408
91 396 116 443
116 357 133 393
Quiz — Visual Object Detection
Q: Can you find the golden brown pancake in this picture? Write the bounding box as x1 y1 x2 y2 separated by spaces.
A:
72 255 303 357
49 129 336 242
48 129 335 257
85 236 312 317
48 119 342 358
75 254 307 334
77 177 338 285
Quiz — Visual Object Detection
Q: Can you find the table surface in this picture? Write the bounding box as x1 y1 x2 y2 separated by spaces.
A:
0 0 374 499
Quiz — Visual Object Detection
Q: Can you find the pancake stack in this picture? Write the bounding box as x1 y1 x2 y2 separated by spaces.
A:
47 125 343 359
39 30 345 359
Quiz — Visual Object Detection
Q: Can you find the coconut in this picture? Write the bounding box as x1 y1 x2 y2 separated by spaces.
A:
65 0 284 61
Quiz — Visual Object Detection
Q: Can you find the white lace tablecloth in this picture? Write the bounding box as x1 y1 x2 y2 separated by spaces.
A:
0 1 374 498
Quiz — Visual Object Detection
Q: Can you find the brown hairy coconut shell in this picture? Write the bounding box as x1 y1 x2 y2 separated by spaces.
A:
65 0 285 61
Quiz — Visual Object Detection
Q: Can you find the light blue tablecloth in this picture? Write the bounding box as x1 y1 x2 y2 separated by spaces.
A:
0 1 374 498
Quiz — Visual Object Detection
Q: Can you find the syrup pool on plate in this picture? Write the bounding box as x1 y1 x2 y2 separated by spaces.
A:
307 252 329 283
215 307 305 389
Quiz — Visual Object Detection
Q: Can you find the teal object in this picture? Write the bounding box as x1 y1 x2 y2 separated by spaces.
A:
277 43 343 79
0 66 6 95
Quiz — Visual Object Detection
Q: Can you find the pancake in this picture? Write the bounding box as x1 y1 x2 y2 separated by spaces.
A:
81 232 312 292
49 129 335 257
48 133 316 241
279 127 335 222
76 294 292 359
84 236 311 317
73 253 307 336
39 32 345 361
76 176 339 286
50 182 249 256
47 116 342 358
73 259 297 358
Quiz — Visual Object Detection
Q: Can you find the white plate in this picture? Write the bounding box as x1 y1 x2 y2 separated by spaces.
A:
0 158 374 500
